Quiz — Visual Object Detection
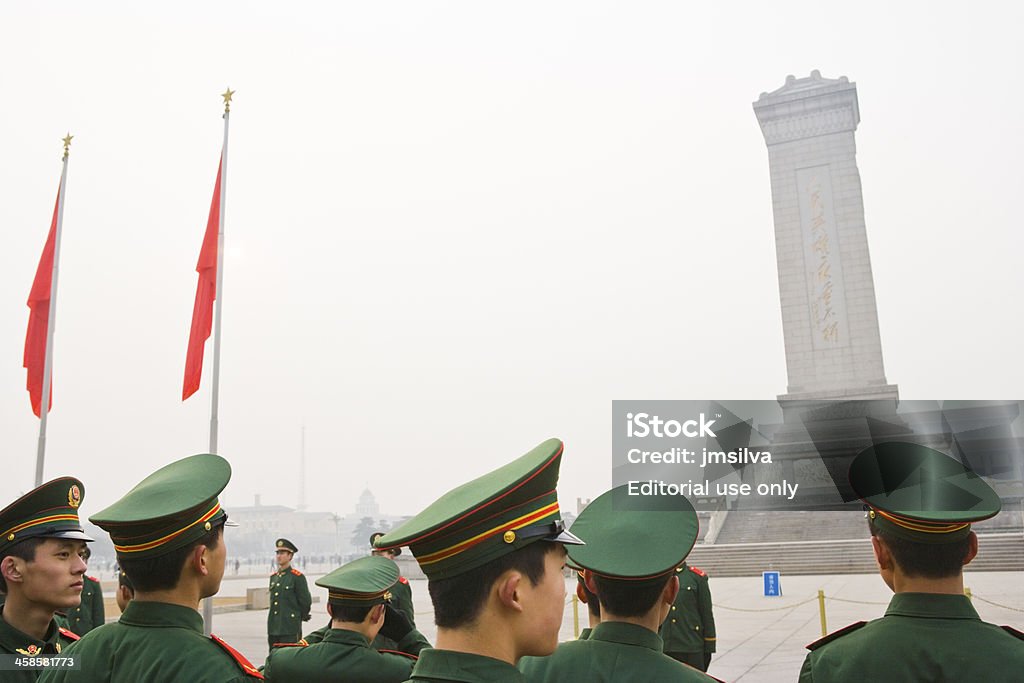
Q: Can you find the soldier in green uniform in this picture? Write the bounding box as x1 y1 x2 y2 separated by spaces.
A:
0 477 92 682
519 485 720 682
369 531 416 651
65 546 104 636
267 537 312 649
38 453 263 682
263 555 431 681
659 561 716 671
799 442 1024 682
374 437 583 683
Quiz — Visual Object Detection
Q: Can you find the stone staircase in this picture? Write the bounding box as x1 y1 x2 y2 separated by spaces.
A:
688 533 1024 577
712 510 868 544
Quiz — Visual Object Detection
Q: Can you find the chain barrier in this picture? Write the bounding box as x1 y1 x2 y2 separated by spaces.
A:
825 596 888 606
717 593 1024 611
715 596 817 612
972 594 1024 613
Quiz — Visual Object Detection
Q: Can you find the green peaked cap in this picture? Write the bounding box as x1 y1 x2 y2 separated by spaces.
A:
275 538 298 553
90 453 231 559
317 555 399 607
374 438 582 580
0 477 92 556
567 485 699 579
849 442 1001 544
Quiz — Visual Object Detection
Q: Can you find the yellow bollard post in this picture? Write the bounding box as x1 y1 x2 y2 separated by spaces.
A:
572 591 580 638
818 589 828 636
965 586 972 601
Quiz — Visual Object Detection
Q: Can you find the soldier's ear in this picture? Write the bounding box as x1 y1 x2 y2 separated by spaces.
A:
870 535 891 571
1 556 24 585
962 531 979 567
192 543 211 576
496 570 524 613
662 574 679 606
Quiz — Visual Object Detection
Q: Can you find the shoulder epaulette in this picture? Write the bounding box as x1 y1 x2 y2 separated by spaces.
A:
378 649 418 661
806 621 867 651
272 640 308 648
1002 625 1024 641
270 571 277 577
398 576 409 585
211 634 265 679
58 627 80 641
291 568 303 576
688 566 707 577
86 575 99 582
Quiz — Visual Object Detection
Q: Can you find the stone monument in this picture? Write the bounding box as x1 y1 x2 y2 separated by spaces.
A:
754 71 898 415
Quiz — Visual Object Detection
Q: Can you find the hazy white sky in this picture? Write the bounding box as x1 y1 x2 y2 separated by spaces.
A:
2 2 1021 522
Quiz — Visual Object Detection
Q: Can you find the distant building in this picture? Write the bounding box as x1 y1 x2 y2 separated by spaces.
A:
220 491 406 560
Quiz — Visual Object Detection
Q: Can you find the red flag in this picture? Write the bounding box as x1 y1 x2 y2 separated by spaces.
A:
183 159 222 400
24 190 62 417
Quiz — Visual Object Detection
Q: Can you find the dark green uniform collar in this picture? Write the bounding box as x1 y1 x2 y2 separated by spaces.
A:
0 605 64 655
885 592 981 621
590 621 664 652
322 627 372 647
410 649 526 682
119 600 205 633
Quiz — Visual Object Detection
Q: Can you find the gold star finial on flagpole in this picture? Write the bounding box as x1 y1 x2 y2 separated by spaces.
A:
222 88 235 113
62 133 73 160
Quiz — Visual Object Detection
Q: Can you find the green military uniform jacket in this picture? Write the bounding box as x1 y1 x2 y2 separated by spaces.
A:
799 592 1024 682
0 605 80 683
659 565 715 666
37 600 262 682
302 621 331 645
267 566 311 640
577 627 592 640
66 576 105 636
264 626 429 682
407 649 527 682
519 621 718 682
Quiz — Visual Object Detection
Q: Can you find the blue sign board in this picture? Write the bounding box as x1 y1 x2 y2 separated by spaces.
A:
763 571 781 597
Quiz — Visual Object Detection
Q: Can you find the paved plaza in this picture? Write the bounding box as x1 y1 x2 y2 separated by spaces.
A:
181 569 1023 682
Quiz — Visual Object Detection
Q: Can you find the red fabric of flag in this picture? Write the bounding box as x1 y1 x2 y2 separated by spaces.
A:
24 190 61 417
182 158 222 400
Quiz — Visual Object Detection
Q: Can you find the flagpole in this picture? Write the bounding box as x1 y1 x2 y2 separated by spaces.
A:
209 89 232 458
34 135 72 486
204 89 233 636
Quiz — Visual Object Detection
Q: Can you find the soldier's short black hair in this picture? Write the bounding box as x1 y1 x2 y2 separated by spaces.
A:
593 573 672 618
0 537 46 594
428 541 554 629
870 521 971 579
118 522 223 592
327 602 373 623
